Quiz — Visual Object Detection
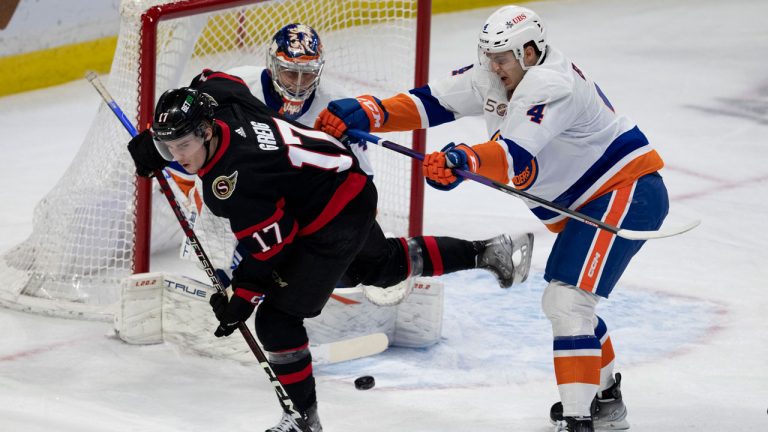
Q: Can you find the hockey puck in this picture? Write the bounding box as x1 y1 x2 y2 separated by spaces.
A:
354 375 375 390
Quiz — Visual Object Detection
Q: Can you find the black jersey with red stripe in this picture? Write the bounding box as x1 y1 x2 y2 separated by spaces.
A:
190 70 369 283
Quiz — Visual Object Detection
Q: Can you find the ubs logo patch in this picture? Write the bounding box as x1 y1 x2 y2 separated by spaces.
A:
212 171 238 200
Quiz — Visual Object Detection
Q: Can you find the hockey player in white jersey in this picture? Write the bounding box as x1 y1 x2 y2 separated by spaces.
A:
316 5 670 432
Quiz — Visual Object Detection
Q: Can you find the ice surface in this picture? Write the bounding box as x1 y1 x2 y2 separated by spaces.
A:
1 0 767 430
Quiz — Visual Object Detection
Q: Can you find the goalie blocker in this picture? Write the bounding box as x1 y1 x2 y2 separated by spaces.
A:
114 272 445 362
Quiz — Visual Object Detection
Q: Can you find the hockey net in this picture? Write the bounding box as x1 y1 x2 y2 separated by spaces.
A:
0 0 429 320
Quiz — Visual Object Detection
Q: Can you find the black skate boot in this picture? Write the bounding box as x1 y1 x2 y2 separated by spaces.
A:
265 403 322 432
550 373 629 430
475 233 534 288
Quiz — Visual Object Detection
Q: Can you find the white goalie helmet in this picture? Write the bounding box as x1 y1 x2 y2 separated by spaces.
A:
267 23 325 103
478 5 547 70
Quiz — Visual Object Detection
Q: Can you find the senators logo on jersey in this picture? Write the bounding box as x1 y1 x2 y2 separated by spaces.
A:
212 171 238 200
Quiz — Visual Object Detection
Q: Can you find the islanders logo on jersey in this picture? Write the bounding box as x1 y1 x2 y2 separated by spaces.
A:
212 171 238 200
511 160 538 190
492 130 538 190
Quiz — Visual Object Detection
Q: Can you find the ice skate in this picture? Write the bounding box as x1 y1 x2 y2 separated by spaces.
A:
476 233 534 288
265 403 322 432
559 416 594 432
550 373 629 431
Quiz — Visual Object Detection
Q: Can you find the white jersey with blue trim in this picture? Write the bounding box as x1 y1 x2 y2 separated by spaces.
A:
424 62 509 137
396 46 663 231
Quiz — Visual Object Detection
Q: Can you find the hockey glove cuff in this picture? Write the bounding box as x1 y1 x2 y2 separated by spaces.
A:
209 281 264 338
422 143 474 191
127 129 170 177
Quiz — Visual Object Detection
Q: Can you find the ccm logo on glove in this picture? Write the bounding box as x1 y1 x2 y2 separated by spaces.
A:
357 96 384 128
234 287 264 305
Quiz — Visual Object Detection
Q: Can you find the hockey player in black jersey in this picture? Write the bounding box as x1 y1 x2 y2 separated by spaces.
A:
127 69 532 432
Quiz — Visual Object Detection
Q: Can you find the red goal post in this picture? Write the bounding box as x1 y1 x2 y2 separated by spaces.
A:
133 0 431 273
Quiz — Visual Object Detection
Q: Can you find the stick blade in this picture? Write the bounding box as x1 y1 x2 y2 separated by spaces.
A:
312 333 389 364
617 219 701 240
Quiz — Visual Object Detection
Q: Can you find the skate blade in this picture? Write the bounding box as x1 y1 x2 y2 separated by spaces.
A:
594 418 630 431
551 420 566 432
550 418 630 431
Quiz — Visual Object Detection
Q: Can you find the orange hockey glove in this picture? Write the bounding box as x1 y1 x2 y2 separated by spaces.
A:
422 143 475 191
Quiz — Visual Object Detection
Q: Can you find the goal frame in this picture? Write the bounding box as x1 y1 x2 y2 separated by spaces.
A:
133 0 431 274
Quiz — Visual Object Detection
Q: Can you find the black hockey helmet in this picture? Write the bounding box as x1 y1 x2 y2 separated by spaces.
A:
152 87 217 161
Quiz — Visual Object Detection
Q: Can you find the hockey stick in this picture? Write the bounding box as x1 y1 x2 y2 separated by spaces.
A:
312 333 389 365
86 72 311 432
346 129 699 241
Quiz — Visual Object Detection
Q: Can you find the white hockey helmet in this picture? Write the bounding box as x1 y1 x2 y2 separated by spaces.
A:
478 5 547 70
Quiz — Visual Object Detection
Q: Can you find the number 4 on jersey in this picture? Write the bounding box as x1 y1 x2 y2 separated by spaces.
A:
526 104 546 124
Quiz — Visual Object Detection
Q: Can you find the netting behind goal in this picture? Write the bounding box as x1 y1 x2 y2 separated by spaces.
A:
0 0 429 320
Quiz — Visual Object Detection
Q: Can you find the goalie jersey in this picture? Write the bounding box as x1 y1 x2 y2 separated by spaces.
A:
375 46 664 232
226 65 345 125
189 69 369 284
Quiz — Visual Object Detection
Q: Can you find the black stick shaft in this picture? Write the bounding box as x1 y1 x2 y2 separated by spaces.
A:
346 129 699 241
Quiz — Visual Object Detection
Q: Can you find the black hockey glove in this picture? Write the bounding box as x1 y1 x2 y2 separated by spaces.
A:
209 280 265 338
127 129 169 177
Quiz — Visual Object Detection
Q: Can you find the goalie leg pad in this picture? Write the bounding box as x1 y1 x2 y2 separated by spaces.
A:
114 273 165 345
307 288 397 344
392 279 444 348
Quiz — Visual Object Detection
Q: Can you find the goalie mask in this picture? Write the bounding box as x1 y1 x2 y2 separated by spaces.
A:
267 23 325 118
478 6 547 71
152 87 217 161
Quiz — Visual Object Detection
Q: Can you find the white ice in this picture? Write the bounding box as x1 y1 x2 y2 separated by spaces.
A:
1 0 767 430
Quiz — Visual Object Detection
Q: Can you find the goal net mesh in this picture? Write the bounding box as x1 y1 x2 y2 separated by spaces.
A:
0 0 424 320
